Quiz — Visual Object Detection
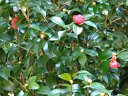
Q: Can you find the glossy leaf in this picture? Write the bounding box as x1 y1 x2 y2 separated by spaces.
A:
50 16 65 28
59 73 72 82
78 53 87 68
117 51 128 61
73 24 83 35
85 21 97 29
37 86 51 95
85 49 98 57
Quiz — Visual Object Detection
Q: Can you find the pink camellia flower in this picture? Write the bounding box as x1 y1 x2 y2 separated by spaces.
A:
73 14 85 25
109 53 120 69
109 61 120 68
11 17 19 30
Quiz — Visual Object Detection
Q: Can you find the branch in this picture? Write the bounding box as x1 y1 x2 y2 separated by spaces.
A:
0 38 37 56
58 0 60 11
117 49 128 55
17 4 30 23
107 18 121 26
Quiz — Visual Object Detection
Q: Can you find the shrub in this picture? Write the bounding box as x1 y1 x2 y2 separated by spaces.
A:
0 0 128 96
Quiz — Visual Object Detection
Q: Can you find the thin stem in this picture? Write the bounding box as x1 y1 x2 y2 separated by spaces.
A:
10 76 36 96
70 80 73 96
70 84 72 96
58 0 60 11
107 18 121 26
60 2 70 10
17 4 30 23
116 49 128 55
10 76 23 88
0 38 37 56
53 0 56 4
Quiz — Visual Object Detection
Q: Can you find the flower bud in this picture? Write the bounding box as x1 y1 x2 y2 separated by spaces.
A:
87 79 92 84
100 93 105 96
92 2 96 6
102 10 108 16
9 16 12 21
63 8 67 13
70 80 73 84
40 33 46 39
24 83 28 87
8 93 14 96
80 49 84 53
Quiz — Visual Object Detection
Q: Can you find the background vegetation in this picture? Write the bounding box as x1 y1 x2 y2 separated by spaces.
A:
0 0 128 96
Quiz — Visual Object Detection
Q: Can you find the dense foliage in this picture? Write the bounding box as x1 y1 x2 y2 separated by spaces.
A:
0 0 128 96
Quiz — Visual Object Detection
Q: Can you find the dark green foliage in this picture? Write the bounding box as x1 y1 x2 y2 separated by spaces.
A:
0 0 128 95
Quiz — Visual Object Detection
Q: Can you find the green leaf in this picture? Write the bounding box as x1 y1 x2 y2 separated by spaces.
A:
50 36 59 41
37 6 46 16
85 21 97 29
66 33 77 38
8 46 18 58
0 0 2 3
90 90 102 96
116 7 127 19
0 48 6 63
76 70 94 80
46 73 57 86
58 30 66 39
0 68 10 80
72 84 80 93
49 93 60 96
83 14 93 20
29 76 37 82
48 89 67 96
29 82 40 90
72 51 81 60
29 24 41 31
78 53 87 68
112 33 128 49
85 49 98 57
103 75 109 84
90 82 112 95
99 51 112 60
117 51 128 61
0 77 14 91
50 16 65 28
37 86 51 95
17 90 24 96
28 76 39 90
101 60 110 74
73 24 83 35
90 82 105 90
58 73 72 82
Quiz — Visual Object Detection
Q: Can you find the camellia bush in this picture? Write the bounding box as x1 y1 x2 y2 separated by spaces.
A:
0 0 128 96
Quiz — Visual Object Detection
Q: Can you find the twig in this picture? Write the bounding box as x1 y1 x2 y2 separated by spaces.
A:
17 4 30 23
70 80 73 96
116 49 128 55
107 18 121 26
0 38 37 56
58 0 60 11
53 0 56 4
60 2 70 10
10 76 36 96
10 76 23 88
70 84 72 96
